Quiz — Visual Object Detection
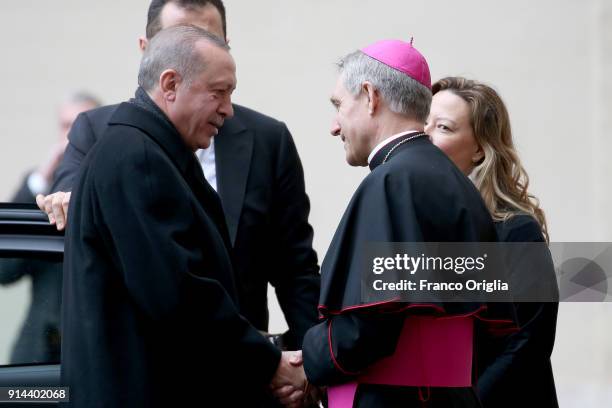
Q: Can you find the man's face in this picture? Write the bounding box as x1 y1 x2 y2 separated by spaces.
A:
167 41 236 151
160 2 225 40
329 77 374 166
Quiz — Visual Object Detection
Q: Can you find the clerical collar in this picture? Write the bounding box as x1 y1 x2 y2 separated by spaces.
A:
368 130 424 171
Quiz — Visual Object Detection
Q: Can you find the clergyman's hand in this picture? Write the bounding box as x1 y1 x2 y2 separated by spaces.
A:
36 191 71 231
271 351 307 408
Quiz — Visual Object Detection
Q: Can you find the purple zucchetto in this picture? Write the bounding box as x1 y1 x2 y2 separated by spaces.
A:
361 39 431 89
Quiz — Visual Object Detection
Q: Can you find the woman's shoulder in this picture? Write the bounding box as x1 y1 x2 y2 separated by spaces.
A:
495 213 545 242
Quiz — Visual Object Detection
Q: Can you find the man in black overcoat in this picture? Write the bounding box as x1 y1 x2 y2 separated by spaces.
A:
39 0 320 353
61 26 305 407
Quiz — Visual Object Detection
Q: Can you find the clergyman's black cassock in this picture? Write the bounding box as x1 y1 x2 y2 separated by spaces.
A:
61 100 281 407
302 134 517 407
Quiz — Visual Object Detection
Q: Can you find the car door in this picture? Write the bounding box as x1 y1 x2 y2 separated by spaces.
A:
0 203 63 407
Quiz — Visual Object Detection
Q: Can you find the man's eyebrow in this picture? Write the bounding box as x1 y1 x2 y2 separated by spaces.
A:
210 81 235 90
330 97 340 106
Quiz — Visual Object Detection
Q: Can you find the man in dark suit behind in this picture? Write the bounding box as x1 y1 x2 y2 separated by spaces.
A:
40 0 320 352
12 93 100 204
62 25 306 407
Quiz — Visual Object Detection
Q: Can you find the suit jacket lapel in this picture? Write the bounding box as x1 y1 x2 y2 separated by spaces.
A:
215 112 252 247
186 158 234 249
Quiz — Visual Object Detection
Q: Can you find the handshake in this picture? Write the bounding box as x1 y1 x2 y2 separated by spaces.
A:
270 351 319 408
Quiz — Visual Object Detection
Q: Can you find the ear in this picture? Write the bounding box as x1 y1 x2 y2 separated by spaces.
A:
138 36 148 52
159 69 181 102
361 81 379 116
472 145 485 165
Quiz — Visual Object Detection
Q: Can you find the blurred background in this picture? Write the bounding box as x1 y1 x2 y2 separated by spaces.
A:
0 0 610 406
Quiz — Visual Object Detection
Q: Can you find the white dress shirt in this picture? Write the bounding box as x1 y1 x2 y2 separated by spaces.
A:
196 137 217 192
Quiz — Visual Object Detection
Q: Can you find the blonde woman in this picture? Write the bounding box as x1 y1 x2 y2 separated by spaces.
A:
426 77 558 408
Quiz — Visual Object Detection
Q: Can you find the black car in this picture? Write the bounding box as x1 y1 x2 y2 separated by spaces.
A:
0 204 63 407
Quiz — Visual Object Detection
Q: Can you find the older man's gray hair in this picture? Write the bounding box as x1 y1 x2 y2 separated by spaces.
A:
338 51 431 123
62 92 102 108
138 25 229 92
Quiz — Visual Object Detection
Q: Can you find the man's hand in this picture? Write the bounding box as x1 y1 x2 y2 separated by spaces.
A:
271 351 307 408
36 191 71 231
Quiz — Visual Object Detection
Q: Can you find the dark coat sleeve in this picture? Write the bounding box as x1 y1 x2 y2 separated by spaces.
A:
0 258 26 284
303 311 405 386
477 216 558 407
267 123 320 349
90 133 282 385
51 112 99 193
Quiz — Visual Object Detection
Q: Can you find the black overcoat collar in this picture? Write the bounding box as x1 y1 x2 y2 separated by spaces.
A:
109 102 193 175
108 102 232 250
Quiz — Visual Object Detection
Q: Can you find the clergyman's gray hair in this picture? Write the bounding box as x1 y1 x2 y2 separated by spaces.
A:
338 51 432 123
138 25 229 92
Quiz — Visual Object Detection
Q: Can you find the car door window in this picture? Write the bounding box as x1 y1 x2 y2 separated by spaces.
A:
0 256 63 366
0 205 64 368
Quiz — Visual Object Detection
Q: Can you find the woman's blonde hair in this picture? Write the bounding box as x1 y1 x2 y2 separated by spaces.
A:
432 77 549 241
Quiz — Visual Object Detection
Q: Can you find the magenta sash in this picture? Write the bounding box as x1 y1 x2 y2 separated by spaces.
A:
327 315 474 408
